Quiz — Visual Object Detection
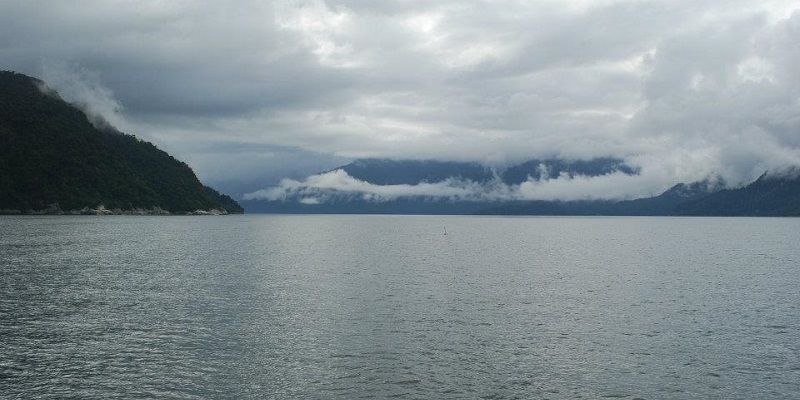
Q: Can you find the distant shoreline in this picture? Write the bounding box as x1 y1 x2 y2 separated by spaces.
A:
0 205 237 216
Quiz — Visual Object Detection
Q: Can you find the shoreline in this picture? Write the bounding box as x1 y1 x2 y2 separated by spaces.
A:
0 205 237 216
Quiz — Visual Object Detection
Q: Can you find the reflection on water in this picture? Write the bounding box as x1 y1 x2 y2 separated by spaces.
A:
1 215 799 399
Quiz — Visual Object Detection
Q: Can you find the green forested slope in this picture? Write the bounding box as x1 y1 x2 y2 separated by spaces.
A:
0 71 241 213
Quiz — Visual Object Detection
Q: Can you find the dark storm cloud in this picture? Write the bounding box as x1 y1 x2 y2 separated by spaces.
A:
1 1 359 116
1 1 799 197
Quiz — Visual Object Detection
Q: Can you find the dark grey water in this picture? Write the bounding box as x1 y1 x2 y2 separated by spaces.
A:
1 215 799 399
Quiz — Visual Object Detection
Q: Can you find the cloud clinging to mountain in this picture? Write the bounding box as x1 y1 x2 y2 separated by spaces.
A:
243 167 673 203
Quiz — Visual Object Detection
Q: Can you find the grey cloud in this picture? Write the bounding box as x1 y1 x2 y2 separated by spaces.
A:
2 1 800 197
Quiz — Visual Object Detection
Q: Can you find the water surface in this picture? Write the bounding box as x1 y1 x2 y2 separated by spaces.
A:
1 215 799 399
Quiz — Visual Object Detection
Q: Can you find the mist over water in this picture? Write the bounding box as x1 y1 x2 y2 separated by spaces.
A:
1 215 799 399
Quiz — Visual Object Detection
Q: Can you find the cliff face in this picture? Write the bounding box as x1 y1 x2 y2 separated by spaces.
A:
0 71 242 214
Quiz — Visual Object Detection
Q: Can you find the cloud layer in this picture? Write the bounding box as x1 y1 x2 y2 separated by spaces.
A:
243 167 672 203
2 1 800 195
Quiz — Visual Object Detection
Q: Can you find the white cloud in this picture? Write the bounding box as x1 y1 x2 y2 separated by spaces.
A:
243 169 490 201
39 63 131 133
244 166 673 203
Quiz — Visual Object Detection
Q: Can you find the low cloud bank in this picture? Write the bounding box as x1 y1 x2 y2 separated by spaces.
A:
243 166 674 204
243 169 491 203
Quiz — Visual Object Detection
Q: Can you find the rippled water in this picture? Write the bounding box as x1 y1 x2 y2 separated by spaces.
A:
1 215 799 399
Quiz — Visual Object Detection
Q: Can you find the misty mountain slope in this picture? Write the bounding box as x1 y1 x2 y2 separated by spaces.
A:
478 176 800 216
245 158 800 216
500 157 637 185
608 181 721 215
676 172 800 216
242 175 800 216
333 157 636 186
473 182 715 215
338 159 494 185
0 71 242 214
241 156 645 213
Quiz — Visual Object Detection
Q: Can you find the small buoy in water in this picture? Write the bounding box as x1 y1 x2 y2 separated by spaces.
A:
443 226 447 235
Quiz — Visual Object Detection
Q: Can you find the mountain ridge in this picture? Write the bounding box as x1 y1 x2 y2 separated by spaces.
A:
333 157 637 186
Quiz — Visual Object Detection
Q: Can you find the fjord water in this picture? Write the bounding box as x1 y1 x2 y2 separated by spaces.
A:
1 216 798 399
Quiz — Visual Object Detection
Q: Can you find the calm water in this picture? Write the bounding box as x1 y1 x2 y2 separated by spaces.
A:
1 215 799 399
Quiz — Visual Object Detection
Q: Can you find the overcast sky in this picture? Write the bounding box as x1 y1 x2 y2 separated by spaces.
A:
2 0 799 198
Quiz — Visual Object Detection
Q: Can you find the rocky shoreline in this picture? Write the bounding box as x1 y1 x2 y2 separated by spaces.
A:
0 204 232 216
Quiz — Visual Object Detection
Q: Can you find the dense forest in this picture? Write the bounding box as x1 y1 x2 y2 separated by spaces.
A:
0 71 242 214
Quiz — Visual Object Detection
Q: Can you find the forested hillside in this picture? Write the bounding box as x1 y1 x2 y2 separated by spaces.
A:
0 71 242 214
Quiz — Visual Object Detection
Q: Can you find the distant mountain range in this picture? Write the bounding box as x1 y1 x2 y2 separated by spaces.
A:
335 157 637 186
0 71 242 215
243 158 800 216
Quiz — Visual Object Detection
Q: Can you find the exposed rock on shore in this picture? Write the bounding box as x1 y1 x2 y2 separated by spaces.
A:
1 204 230 216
